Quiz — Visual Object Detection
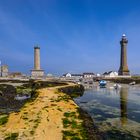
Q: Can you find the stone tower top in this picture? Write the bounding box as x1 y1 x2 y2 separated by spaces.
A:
121 34 128 44
122 34 126 37
34 46 40 49
122 34 127 39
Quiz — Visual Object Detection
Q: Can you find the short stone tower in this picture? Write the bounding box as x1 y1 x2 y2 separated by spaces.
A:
31 46 44 78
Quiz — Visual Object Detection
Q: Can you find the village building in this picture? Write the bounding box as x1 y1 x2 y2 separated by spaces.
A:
63 73 83 79
9 72 23 78
96 73 101 77
103 71 118 78
63 73 72 78
83 73 95 78
0 65 9 77
71 74 83 78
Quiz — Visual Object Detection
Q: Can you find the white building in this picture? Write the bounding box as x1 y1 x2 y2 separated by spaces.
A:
71 74 83 78
63 73 72 78
83 73 95 78
103 71 118 78
0 65 9 77
96 73 101 77
63 73 83 78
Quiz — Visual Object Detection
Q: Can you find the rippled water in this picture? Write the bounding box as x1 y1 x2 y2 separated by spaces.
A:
74 86 140 140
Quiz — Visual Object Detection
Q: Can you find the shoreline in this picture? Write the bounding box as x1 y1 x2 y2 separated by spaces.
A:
58 84 103 140
77 108 103 140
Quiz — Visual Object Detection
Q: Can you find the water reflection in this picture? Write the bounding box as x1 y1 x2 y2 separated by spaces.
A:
75 86 140 139
120 88 128 126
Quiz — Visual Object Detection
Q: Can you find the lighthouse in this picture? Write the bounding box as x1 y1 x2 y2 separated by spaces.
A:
31 46 45 78
118 34 130 75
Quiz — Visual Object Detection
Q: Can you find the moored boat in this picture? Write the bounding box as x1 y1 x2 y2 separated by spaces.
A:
114 84 121 89
129 81 136 85
99 80 107 88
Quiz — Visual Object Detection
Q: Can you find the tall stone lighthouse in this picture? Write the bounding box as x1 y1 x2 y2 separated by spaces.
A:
31 46 44 78
118 34 130 75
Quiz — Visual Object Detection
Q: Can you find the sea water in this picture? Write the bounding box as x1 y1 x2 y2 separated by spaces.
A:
74 86 140 139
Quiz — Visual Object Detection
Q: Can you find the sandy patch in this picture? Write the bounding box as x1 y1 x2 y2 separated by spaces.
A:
0 83 79 140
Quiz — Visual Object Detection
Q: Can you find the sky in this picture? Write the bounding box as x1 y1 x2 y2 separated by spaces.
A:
0 0 140 75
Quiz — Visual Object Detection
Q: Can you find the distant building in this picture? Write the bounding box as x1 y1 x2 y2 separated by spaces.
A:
46 73 53 77
63 73 83 78
63 73 72 78
83 73 95 78
71 74 83 78
103 71 118 78
96 73 101 77
9 72 23 78
0 65 9 77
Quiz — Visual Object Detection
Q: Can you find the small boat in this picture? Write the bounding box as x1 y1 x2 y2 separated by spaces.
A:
114 84 121 89
99 80 107 88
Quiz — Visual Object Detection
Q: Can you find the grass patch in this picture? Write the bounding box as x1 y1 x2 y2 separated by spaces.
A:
33 115 41 129
64 112 76 118
62 110 88 140
22 116 28 120
63 117 79 129
51 104 57 107
63 118 71 128
34 118 41 124
0 115 8 125
57 108 62 112
62 130 78 137
71 137 81 140
30 130 35 135
16 87 32 94
58 85 84 98
23 112 28 114
71 120 78 128
43 106 48 109
55 95 71 102
5 133 18 140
